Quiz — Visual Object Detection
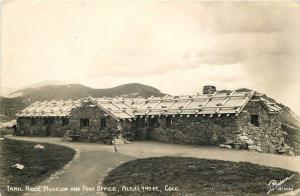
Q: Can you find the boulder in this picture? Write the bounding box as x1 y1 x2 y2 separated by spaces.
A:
124 140 132 144
255 146 262 152
245 139 254 145
224 139 234 145
113 138 125 145
238 135 249 141
12 163 24 170
219 144 232 149
277 145 295 156
34 144 45 149
248 145 262 152
285 149 295 156
248 145 256 151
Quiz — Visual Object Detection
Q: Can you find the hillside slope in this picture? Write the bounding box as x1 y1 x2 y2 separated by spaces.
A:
0 83 165 117
8 83 164 101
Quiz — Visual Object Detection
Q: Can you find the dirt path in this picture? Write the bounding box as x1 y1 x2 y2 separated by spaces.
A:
5 136 300 195
5 137 135 196
28 150 133 196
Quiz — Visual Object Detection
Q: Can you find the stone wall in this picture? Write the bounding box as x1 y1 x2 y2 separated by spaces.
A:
17 101 120 140
236 100 284 153
17 99 284 153
130 100 284 153
16 117 68 137
66 101 119 141
133 115 240 145
119 120 136 140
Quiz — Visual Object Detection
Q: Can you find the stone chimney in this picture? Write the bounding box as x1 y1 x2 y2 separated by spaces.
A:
203 85 217 95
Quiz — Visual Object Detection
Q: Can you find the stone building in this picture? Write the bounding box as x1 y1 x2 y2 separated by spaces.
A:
16 87 284 153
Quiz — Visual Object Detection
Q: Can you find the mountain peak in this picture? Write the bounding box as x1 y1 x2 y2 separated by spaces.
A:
23 80 78 89
3 80 79 98
2 82 165 101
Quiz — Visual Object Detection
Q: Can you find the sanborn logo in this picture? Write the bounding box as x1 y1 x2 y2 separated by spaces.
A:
267 175 295 195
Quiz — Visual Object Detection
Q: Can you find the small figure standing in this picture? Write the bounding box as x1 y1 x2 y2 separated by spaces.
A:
12 124 18 136
113 136 118 153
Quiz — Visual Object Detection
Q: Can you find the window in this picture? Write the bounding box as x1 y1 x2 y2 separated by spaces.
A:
100 118 106 129
80 118 89 128
250 115 259 127
62 117 69 126
31 118 37 126
135 118 145 128
44 118 48 125
44 118 53 125
44 118 49 125
149 117 159 128
166 116 173 128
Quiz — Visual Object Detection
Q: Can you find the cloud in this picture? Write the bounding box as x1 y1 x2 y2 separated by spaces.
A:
1 1 299 114
207 2 299 33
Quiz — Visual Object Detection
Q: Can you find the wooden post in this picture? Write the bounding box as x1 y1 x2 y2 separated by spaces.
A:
113 136 118 153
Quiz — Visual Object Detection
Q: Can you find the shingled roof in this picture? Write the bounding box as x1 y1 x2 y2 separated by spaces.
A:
17 91 282 119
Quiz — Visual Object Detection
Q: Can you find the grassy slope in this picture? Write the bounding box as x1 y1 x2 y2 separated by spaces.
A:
273 98 300 153
103 157 300 196
0 139 75 196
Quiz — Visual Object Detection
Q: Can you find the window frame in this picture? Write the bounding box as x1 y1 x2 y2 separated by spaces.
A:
250 114 259 127
31 118 37 126
149 117 159 128
166 116 173 128
44 118 54 126
100 118 106 129
43 118 48 125
80 118 89 128
135 118 146 128
62 117 69 126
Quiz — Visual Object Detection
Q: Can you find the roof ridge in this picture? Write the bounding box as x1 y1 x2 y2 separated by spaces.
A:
17 91 282 118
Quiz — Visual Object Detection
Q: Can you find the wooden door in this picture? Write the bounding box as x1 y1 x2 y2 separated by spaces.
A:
146 117 157 140
46 125 51 136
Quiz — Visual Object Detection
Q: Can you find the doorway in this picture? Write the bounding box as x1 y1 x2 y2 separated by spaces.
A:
44 118 53 136
46 125 51 136
146 117 158 140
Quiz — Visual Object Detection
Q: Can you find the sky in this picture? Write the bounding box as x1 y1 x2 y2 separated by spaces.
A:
1 1 300 114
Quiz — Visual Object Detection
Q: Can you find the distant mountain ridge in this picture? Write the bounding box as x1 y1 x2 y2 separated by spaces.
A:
5 83 165 101
2 80 78 98
0 82 165 118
